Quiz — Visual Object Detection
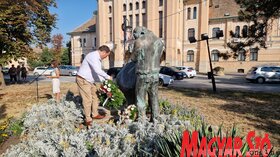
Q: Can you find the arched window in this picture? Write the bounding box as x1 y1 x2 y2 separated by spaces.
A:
109 6 112 13
242 25 248 38
211 50 219 61
129 3 133 10
238 49 246 61
123 4 126 11
187 7 191 19
193 7 197 19
235 26 240 38
136 2 139 10
187 50 194 62
250 48 258 61
159 0 163 6
142 1 146 9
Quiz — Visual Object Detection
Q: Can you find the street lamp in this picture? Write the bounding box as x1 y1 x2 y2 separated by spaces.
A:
189 30 224 92
121 17 132 56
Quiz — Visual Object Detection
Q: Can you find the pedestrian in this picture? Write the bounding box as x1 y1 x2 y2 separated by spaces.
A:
8 65 17 84
16 65 21 83
76 45 112 128
21 64 27 81
47 60 60 103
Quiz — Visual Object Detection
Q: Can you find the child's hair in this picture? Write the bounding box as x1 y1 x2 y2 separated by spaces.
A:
51 60 59 68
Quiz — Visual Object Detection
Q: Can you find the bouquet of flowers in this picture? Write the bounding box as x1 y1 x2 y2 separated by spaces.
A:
98 80 125 109
119 105 138 122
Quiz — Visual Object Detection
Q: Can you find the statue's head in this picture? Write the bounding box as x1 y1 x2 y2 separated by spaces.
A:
133 26 148 39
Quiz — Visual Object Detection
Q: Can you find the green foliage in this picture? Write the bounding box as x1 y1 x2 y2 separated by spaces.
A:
227 0 280 53
155 130 182 157
60 48 70 65
28 48 54 69
0 117 23 144
0 0 56 62
98 80 126 109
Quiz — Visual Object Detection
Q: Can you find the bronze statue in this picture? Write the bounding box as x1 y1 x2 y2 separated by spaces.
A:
116 26 164 121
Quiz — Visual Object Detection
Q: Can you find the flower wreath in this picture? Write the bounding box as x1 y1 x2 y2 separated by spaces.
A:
98 80 125 109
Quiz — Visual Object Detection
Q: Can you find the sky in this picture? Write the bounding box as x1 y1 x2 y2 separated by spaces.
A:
50 0 97 45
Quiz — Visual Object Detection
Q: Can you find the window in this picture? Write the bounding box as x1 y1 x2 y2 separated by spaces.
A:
129 15 133 27
94 37 96 47
109 6 112 13
193 7 197 19
250 48 258 61
142 1 146 9
211 50 219 61
136 2 139 10
129 3 133 10
261 67 273 72
187 50 194 62
142 13 147 27
109 17 112 41
242 25 248 37
159 0 163 6
159 11 163 37
235 26 240 38
83 38 86 47
123 4 126 11
79 38 82 47
136 14 139 26
187 7 191 19
212 27 220 38
238 49 246 61
188 28 195 38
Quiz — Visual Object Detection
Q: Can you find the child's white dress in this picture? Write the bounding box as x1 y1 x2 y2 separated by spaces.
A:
51 68 60 94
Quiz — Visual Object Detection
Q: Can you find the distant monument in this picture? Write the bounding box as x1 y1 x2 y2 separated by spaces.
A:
116 26 164 121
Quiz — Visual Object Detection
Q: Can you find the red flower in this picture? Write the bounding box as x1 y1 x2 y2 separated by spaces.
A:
107 92 112 98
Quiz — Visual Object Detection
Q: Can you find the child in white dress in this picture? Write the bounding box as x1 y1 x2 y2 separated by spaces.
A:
47 60 60 103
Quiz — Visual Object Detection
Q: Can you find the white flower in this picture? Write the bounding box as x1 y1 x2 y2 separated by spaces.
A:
108 84 111 87
111 98 115 101
107 88 111 92
105 80 108 84
104 85 108 89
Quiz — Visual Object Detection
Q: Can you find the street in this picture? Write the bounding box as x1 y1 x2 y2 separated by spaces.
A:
170 73 280 93
4 73 280 93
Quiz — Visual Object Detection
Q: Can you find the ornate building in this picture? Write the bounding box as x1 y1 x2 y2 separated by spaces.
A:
71 0 280 72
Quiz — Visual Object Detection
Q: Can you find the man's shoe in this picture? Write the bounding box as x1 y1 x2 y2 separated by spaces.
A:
85 120 92 129
93 115 105 119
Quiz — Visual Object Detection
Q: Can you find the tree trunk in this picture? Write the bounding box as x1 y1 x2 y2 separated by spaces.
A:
0 71 6 87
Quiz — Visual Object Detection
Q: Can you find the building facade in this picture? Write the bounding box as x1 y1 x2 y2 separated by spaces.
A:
93 0 280 72
97 0 184 68
184 0 280 73
68 16 97 66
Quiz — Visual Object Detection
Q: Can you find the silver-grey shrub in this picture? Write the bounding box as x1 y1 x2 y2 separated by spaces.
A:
4 99 193 157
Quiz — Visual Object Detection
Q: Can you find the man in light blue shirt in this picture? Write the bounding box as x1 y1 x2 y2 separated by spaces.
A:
76 45 112 127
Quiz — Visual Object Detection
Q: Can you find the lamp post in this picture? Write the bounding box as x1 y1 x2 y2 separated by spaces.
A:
121 17 132 64
189 30 224 92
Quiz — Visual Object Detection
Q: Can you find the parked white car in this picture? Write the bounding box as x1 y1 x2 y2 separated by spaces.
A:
159 73 174 87
59 65 78 76
33 67 54 76
175 66 197 78
246 66 280 83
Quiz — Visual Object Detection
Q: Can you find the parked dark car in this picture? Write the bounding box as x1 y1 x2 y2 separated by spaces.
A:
107 67 123 78
159 66 186 80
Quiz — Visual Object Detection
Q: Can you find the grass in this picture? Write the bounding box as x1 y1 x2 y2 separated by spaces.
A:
0 82 279 150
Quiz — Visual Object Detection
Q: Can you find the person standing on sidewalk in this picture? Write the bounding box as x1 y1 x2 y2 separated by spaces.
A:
76 45 112 127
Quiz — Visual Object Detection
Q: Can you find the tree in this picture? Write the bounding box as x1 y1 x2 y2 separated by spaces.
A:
66 41 72 65
227 0 280 55
28 48 54 69
0 0 56 60
60 48 70 65
51 34 63 62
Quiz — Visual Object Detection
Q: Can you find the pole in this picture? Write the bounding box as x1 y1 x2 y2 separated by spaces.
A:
36 78 39 103
206 39 216 92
